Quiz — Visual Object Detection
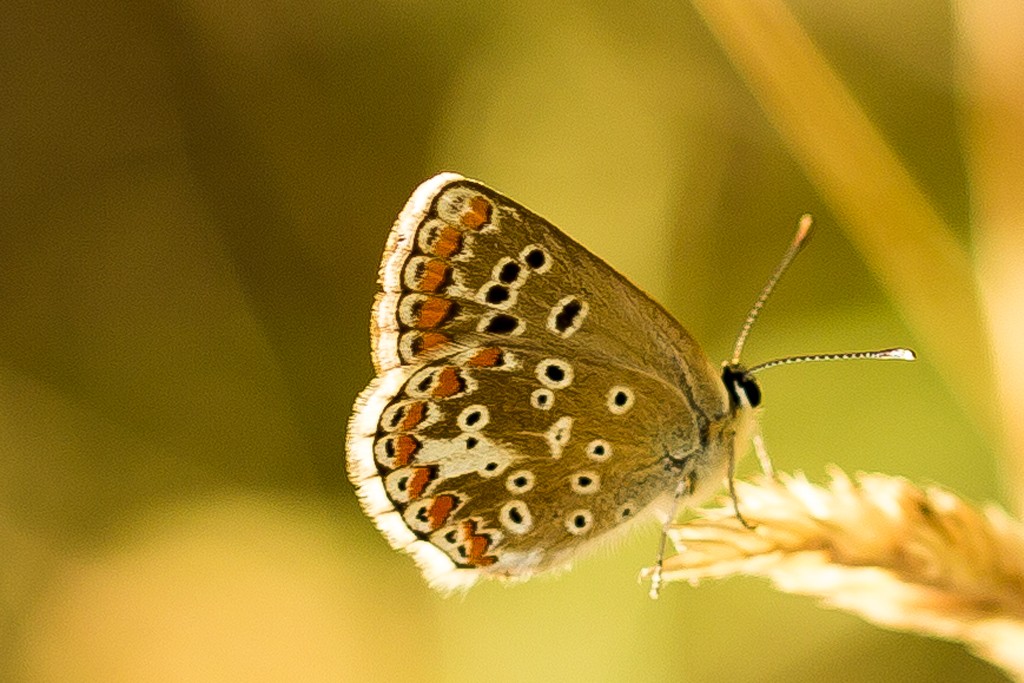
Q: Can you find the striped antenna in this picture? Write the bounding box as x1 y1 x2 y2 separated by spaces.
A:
731 214 813 365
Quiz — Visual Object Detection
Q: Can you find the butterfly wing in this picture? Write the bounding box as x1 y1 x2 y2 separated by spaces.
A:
348 173 733 592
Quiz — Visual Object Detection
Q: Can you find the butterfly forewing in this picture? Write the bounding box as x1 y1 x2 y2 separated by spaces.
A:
348 173 730 591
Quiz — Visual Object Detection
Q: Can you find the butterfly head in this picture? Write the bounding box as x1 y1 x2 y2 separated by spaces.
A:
721 364 762 412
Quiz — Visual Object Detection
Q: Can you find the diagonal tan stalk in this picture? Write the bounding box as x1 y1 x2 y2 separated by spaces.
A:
687 0 1001 486
646 470 1024 679
956 0 1024 520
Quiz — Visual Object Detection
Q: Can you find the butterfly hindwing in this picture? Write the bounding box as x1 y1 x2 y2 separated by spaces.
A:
353 346 712 586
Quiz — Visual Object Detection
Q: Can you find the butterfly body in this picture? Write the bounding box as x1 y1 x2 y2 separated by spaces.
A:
347 173 755 592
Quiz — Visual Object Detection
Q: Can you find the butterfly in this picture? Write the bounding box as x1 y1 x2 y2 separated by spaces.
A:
346 173 913 593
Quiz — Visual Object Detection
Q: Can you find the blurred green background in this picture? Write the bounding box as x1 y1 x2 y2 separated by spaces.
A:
3 1 1020 680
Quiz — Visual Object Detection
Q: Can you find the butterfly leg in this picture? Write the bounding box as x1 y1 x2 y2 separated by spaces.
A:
726 445 757 530
648 464 698 599
729 381 767 527
752 430 774 478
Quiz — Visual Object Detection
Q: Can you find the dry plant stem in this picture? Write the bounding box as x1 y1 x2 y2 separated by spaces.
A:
688 0 998 445
647 470 1024 679
956 0 1024 516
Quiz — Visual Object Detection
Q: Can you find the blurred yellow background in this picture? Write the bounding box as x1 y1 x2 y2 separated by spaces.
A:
3 1 1020 681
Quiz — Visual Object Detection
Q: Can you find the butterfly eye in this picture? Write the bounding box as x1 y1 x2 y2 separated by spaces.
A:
741 377 762 407
721 366 762 408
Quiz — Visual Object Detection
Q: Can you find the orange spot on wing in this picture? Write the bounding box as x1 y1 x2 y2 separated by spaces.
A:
466 537 495 566
431 366 465 399
392 434 420 467
430 225 463 257
403 331 452 361
415 297 456 329
460 520 497 566
407 466 438 500
467 346 503 368
460 195 492 230
416 259 451 293
427 494 459 529
419 331 450 352
398 401 427 431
